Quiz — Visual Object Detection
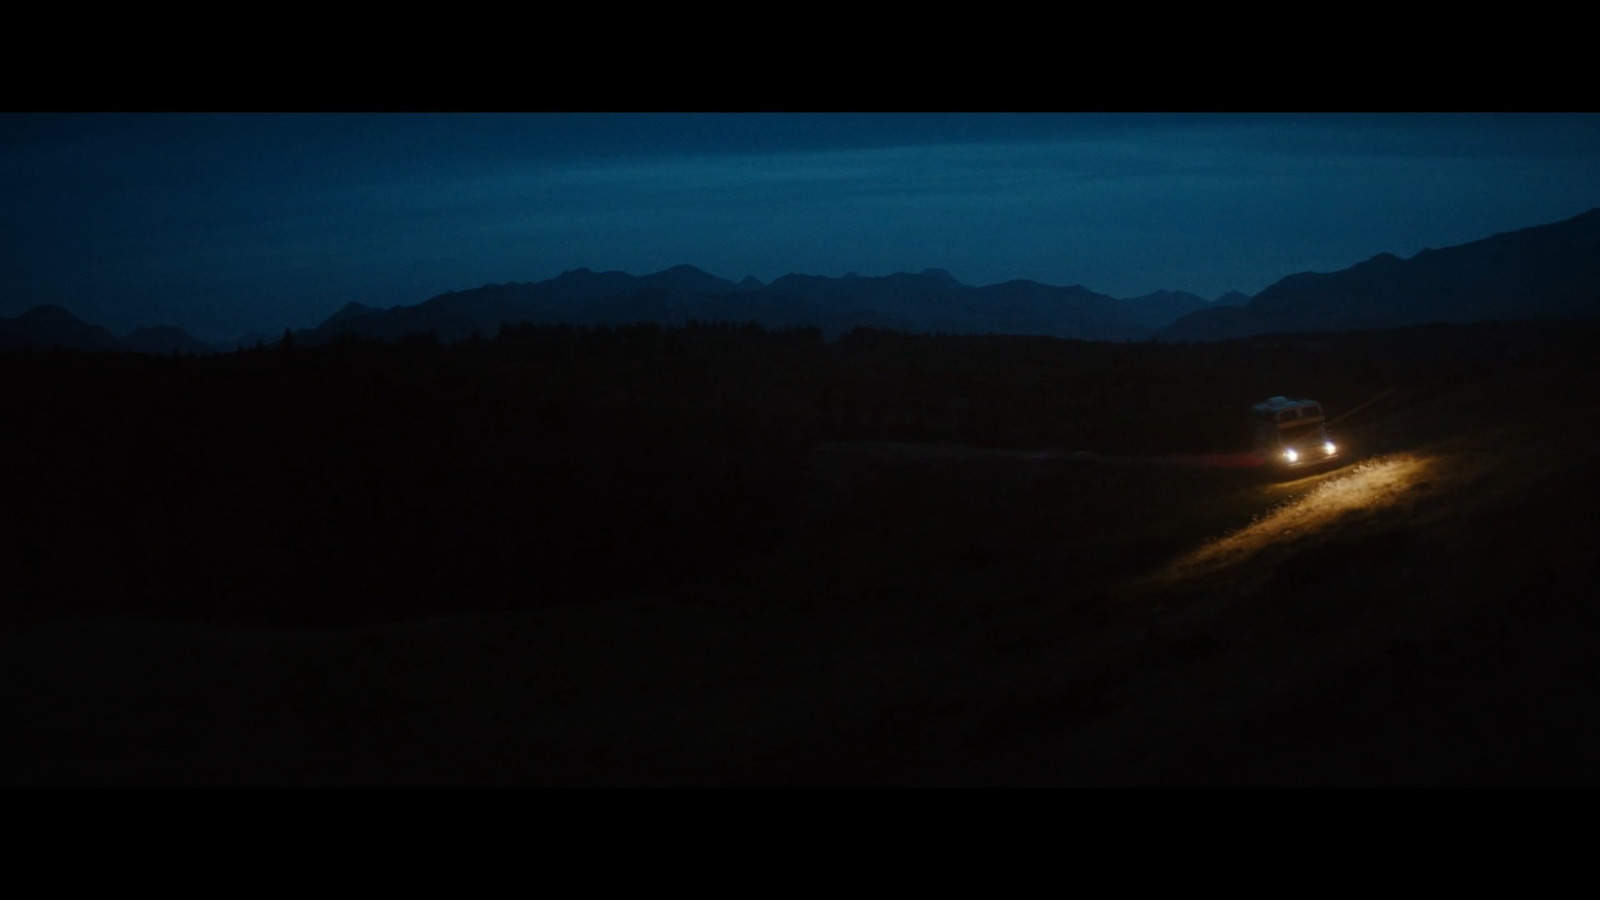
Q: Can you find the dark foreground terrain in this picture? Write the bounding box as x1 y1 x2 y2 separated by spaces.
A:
3 319 1598 785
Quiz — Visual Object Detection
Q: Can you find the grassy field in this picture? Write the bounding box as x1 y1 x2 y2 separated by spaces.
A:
4 321 1598 785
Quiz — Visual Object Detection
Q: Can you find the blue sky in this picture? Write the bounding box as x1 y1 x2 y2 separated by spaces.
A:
4 113 1599 342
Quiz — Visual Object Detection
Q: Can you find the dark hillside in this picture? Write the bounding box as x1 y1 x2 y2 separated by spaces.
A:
1 324 825 627
4 318 1600 784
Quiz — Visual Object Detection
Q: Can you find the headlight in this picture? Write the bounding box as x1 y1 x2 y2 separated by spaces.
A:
1324 441 1336 455
1283 448 1299 463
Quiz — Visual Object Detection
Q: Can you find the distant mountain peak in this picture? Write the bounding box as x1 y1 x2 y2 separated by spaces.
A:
318 301 386 330
1 305 120 352
639 264 737 295
1124 289 1203 303
20 304 84 323
1159 207 1600 341
920 268 960 285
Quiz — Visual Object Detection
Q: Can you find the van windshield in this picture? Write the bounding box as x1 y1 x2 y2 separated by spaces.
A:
1279 421 1327 446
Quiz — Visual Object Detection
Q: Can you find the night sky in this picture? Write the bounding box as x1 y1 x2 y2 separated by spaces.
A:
4 112 1599 343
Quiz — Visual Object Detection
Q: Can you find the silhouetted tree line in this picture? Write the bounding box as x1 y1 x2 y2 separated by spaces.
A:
3 317 1590 627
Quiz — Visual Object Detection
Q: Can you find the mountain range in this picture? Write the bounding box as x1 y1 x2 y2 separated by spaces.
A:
287 267 1220 347
4 207 1599 353
0 306 217 355
1158 207 1600 340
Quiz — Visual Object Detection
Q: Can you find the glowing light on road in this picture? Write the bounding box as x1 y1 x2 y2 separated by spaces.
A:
1158 454 1432 583
1324 441 1337 455
1283 448 1299 463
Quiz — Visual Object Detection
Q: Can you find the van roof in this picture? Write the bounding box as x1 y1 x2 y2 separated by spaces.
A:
1252 396 1322 412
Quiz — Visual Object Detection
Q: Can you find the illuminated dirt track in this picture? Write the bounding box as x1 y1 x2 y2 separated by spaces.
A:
1160 454 1434 582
